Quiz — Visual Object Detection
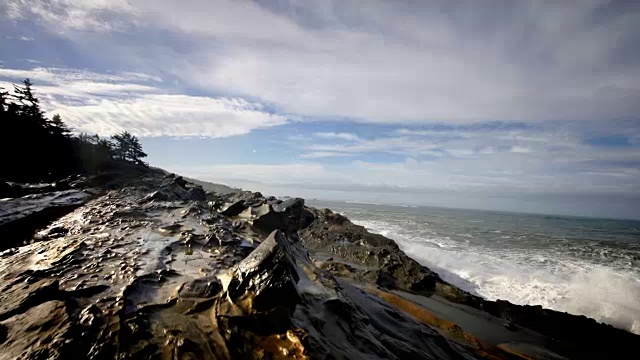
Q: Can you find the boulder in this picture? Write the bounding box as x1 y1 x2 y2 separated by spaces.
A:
225 230 301 315
299 207 440 293
143 177 206 202
253 198 314 234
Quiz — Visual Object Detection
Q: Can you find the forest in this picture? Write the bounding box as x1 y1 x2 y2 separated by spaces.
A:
0 79 147 182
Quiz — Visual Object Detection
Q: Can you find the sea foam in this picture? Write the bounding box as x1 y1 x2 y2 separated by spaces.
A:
357 219 640 335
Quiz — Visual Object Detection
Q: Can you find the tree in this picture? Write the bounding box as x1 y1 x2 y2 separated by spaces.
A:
1 78 150 180
48 113 71 137
12 78 45 120
111 131 147 165
0 87 8 114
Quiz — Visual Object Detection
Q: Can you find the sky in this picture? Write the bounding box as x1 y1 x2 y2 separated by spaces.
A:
1 0 639 219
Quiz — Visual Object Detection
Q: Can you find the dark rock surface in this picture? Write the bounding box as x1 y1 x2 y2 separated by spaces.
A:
0 189 93 250
298 205 640 359
300 208 442 293
0 172 638 359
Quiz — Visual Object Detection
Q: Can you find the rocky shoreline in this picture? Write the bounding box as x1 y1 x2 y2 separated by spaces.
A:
0 171 638 359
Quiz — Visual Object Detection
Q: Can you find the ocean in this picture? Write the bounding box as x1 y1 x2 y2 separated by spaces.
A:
306 200 640 334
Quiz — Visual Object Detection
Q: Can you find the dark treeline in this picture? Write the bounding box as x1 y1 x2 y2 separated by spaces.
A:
0 79 147 182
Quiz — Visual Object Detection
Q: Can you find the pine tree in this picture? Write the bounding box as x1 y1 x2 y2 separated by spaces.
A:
0 87 8 114
1 78 150 180
128 135 148 166
49 113 71 137
12 78 45 121
111 131 147 165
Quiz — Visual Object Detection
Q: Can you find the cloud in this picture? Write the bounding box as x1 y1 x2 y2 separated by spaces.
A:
53 94 287 137
300 151 352 159
169 152 640 197
295 122 640 190
0 67 287 137
2 35 35 41
4 0 640 123
313 132 360 141
511 146 532 153
174 163 330 185
0 67 160 88
3 0 136 32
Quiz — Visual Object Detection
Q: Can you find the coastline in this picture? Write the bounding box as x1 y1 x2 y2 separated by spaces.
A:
0 173 638 359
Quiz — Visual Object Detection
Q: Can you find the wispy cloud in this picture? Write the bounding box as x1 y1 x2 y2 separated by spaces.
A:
53 94 287 137
0 67 287 137
3 0 136 32
4 0 640 123
300 151 352 159
313 132 361 141
3 35 35 41
511 146 532 153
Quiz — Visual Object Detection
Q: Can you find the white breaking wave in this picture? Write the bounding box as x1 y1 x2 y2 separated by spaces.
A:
355 219 640 335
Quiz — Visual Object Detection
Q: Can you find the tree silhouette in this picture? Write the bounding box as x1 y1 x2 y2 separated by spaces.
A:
111 131 148 165
0 79 150 181
49 113 71 137
0 87 8 114
12 79 44 120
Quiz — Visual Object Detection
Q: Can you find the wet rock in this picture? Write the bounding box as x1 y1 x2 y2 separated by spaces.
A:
293 281 478 360
186 186 206 201
253 198 314 234
179 276 222 298
143 177 206 202
0 190 92 250
0 279 61 321
0 300 76 360
225 230 301 314
300 207 440 294
214 230 310 359
0 174 638 360
35 224 68 240
158 223 183 234
225 191 265 207
220 200 247 217
79 304 102 327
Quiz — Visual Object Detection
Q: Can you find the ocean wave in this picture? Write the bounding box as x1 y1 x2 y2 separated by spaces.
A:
355 219 640 335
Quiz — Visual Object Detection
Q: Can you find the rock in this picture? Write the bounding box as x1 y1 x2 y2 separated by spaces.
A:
174 176 188 187
220 200 247 216
0 173 638 360
214 230 308 359
0 279 61 321
253 198 314 234
0 190 92 250
0 300 76 360
186 185 206 201
225 191 265 207
79 304 102 327
299 207 440 293
143 177 206 202
0 180 23 198
179 276 222 298
225 230 301 314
